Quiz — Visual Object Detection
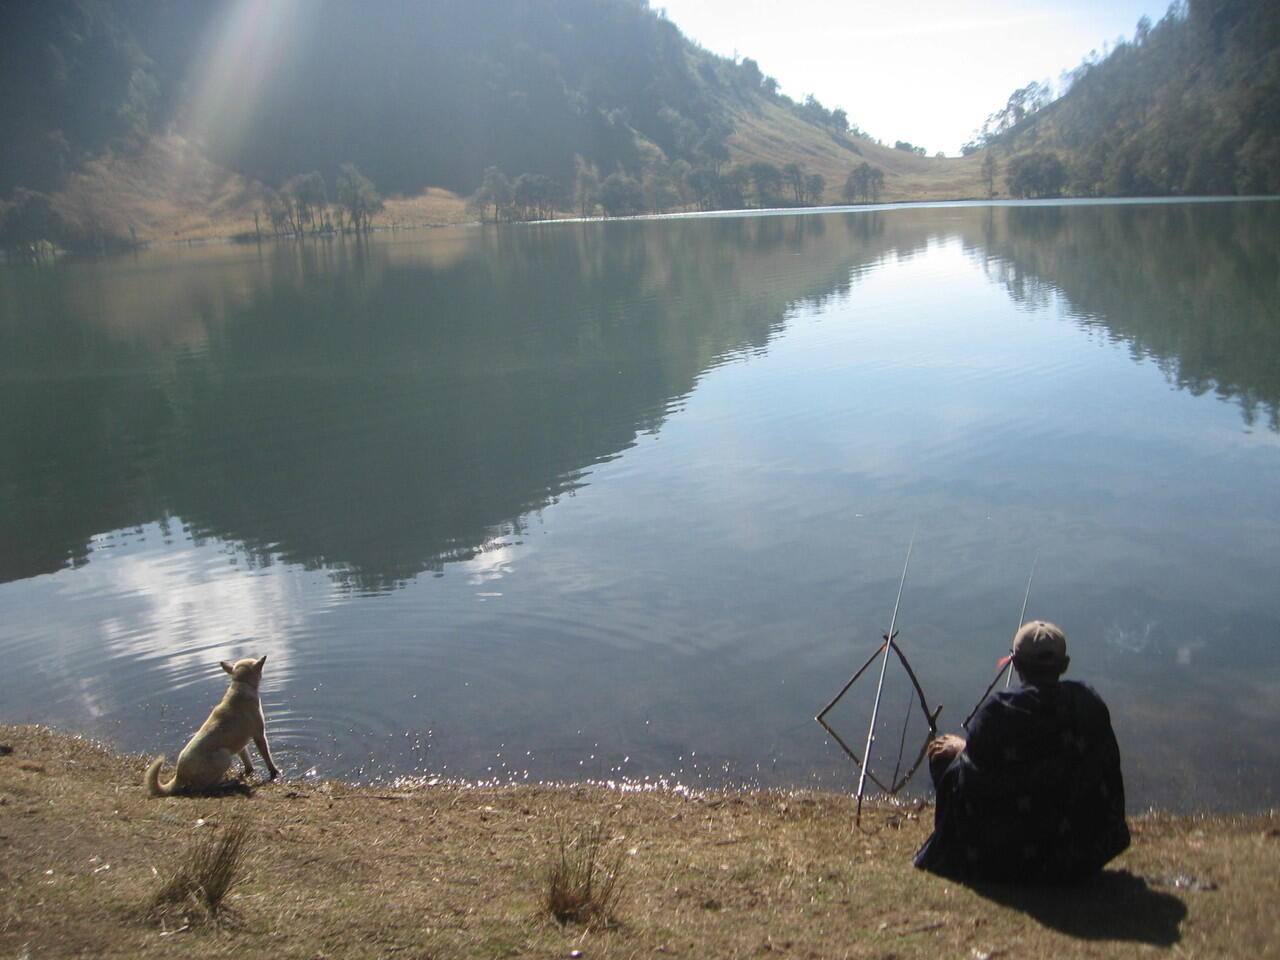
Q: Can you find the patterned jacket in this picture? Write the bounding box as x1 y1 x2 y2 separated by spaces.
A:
914 679 1130 882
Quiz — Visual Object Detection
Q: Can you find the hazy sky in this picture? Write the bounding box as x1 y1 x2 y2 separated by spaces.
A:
656 0 1167 155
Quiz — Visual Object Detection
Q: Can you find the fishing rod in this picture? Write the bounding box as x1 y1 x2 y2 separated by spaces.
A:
1005 551 1038 689
854 531 915 825
815 532 940 822
962 551 1038 730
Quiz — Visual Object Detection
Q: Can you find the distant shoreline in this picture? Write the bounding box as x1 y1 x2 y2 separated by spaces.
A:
41 193 1269 261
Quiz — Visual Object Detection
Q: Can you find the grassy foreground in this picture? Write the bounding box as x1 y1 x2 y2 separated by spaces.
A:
1 724 1276 959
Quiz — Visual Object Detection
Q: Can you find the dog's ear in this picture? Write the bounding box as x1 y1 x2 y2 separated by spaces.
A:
254 655 267 671
220 660 235 675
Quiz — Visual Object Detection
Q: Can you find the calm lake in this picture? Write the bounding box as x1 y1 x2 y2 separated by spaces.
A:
2 199 1278 811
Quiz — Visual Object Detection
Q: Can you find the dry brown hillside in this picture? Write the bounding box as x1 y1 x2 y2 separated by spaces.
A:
52 134 471 247
726 97 987 203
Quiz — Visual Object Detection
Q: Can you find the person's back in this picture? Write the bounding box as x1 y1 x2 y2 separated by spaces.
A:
914 621 1130 883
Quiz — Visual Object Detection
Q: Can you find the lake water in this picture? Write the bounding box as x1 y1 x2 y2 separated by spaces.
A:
2 199 1278 811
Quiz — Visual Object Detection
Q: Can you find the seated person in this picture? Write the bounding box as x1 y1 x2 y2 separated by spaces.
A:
914 620 1130 883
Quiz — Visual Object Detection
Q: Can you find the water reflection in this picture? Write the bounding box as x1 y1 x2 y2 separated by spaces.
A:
13 202 1274 591
0 214 904 590
972 201 1280 431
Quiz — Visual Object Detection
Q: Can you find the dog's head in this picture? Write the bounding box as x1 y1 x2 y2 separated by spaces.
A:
220 655 267 685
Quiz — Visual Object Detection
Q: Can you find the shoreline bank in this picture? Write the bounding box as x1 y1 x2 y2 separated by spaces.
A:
2 723 1276 958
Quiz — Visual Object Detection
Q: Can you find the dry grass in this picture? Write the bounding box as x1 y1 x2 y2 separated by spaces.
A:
1 723 1278 959
51 135 473 248
725 96 990 204
54 134 269 245
150 819 250 925
544 822 628 929
380 187 472 228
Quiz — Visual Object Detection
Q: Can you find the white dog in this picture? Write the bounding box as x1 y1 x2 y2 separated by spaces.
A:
145 655 279 796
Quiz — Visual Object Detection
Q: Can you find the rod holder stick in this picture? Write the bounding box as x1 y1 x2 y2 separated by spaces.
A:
816 709 892 793
816 641 887 723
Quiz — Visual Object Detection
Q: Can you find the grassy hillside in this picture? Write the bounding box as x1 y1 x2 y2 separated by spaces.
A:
726 97 986 204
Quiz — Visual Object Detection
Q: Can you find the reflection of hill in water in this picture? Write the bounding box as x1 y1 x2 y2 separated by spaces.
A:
969 201 1280 431
0 214 918 589
3 202 1276 589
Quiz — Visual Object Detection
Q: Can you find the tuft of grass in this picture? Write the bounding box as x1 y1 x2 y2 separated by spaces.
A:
149 819 250 925
543 822 627 929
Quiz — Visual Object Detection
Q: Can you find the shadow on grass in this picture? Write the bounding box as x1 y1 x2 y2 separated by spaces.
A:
970 870 1187 947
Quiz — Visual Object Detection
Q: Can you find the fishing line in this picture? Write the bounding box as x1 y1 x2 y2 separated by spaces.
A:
1004 549 1039 689
963 550 1039 729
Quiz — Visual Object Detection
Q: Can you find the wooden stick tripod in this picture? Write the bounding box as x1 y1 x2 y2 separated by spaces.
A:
815 535 941 824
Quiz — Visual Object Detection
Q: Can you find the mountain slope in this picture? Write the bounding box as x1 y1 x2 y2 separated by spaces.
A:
983 0 1280 196
0 0 984 246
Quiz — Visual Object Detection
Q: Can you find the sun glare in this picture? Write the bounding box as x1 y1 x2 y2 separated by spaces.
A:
184 0 301 153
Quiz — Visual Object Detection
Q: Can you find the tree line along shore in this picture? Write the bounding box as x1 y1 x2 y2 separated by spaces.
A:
0 149 954 262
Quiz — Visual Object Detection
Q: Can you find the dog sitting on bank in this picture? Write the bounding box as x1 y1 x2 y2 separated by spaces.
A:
145 656 280 796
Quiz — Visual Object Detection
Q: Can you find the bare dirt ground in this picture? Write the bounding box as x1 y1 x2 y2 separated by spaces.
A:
2 724 1276 959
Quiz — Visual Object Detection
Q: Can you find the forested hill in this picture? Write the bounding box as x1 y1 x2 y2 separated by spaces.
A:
975 0 1280 197
182 0 748 197
2 0 730 195
2 0 948 239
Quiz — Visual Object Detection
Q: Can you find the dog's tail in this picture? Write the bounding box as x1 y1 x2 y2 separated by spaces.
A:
145 757 177 797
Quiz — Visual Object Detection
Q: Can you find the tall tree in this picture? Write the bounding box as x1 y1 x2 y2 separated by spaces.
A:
981 151 999 199
336 163 383 232
1007 152 1067 198
600 173 646 216
695 130 731 175
805 173 825 206
471 167 513 222
281 171 328 235
844 162 884 203
748 161 784 207
783 163 807 203
688 168 720 211
573 157 601 218
512 173 562 220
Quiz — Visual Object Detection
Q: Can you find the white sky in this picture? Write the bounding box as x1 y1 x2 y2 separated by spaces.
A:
656 0 1168 156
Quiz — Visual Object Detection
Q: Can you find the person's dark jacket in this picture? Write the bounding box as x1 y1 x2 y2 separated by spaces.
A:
914 678 1130 883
